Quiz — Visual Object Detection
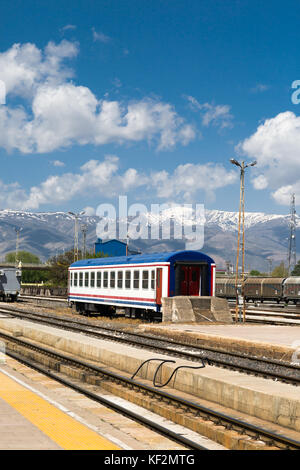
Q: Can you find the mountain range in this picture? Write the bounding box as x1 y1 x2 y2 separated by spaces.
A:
0 208 297 272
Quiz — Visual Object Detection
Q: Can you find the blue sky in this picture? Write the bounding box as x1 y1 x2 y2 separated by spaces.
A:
0 0 300 215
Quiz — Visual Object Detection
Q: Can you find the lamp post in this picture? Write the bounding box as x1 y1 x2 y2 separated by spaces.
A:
68 211 85 262
230 158 257 322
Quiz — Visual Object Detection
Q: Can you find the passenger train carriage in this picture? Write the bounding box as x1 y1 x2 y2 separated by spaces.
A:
68 250 216 320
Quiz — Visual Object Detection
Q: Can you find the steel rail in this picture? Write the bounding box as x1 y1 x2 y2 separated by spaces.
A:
1 306 299 385
1 330 300 450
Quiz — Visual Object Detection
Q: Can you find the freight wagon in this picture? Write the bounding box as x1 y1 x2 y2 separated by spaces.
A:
0 267 21 301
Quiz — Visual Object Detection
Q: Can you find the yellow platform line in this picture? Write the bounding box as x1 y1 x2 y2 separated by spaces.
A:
0 370 120 450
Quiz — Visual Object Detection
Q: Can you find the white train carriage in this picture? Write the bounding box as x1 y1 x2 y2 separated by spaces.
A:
68 250 216 320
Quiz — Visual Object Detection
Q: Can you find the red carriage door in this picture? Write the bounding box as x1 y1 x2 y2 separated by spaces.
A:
188 266 200 296
179 266 200 295
156 268 163 304
180 266 189 295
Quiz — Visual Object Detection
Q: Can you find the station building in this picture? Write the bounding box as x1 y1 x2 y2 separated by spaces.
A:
94 238 140 257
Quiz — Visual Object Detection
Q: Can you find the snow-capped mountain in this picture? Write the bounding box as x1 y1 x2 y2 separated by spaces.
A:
0 208 297 272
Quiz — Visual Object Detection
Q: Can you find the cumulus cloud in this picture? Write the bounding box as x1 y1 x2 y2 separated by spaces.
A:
0 40 196 153
152 162 238 202
0 156 237 210
185 95 233 129
15 155 121 209
0 40 78 98
252 174 268 190
238 111 300 204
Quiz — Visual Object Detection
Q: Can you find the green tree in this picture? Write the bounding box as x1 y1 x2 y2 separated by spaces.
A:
5 250 41 264
271 262 288 278
46 249 108 286
21 269 50 284
291 260 300 276
250 270 261 276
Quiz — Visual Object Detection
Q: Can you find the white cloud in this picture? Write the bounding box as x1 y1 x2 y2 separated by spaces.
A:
20 155 121 209
185 95 233 129
92 28 111 43
272 185 296 205
0 41 196 153
83 206 96 216
0 40 78 99
61 24 77 32
0 156 237 210
52 160 65 167
1 84 196 153
152 162 238 201
252 174 268 190
238 111 300 204
250 83 270 93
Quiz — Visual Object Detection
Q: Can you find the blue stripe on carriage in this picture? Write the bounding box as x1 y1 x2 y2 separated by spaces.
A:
68 296 156 307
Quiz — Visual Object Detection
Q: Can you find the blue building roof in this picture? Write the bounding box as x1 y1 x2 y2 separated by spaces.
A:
94 238 140 257
70 250 214 268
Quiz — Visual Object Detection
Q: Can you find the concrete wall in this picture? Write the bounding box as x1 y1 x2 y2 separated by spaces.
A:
162 296 232 323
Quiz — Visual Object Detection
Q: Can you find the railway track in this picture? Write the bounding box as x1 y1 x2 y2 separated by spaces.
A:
230 308 300 326
1 329 299 450
1 305 299 386
19 293 300 325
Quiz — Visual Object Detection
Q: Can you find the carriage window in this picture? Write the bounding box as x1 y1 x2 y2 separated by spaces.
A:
133 270 140 289
142 271 149 289
74 272 78 287
70 272 73 287
84 272 89 287
103 271 108 288
90 271 95 288
118 271 123 288
125 271 131 289
110 271 115 288
97 271 101 288
79 272 83 287
151 270 155 290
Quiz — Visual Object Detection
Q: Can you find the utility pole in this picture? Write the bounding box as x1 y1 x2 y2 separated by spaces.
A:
287 193 297 276
81 224 88 259
267 258 273 276
126 234 129 256
15 227 22 267
230 158 257 322
68 211 85 262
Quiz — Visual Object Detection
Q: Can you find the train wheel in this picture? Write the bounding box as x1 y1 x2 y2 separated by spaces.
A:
75 303 85 314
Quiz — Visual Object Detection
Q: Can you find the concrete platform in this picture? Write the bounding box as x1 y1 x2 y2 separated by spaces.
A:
140 323 300 363
0 317 299 439
0 395 61 450
0 366 120 450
